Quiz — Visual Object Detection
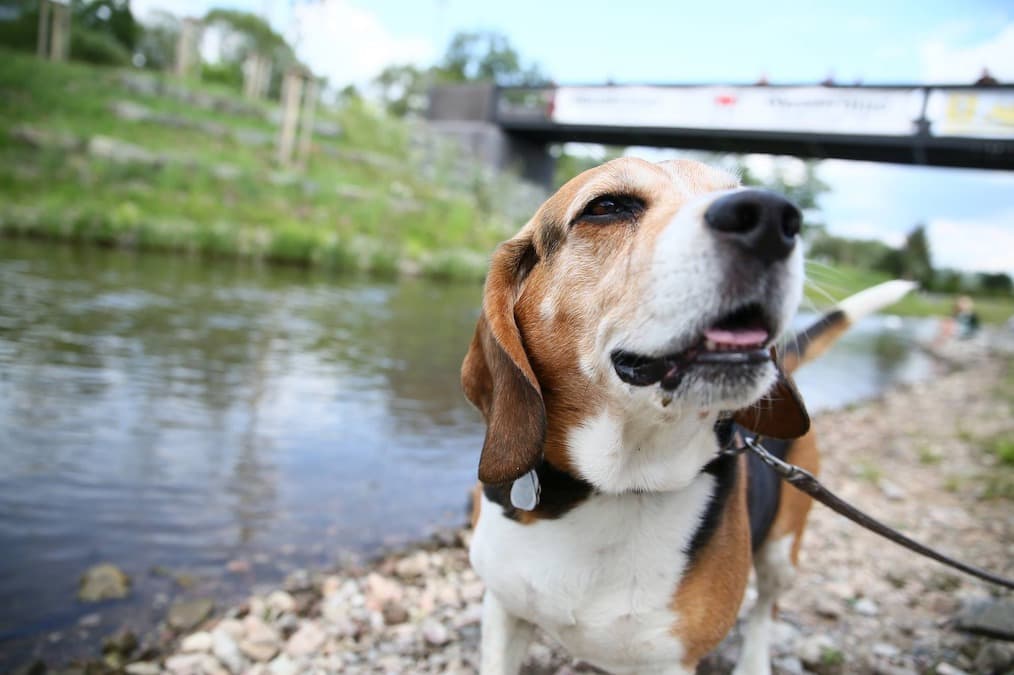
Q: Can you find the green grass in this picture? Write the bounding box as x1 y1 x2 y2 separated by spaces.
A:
988 437 1014 466
0 49 520 279
805 262 1014 323
917 445 942 465
856 460 883 483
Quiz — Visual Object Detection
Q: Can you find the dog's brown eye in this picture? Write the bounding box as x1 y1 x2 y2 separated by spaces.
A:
576 195 643 224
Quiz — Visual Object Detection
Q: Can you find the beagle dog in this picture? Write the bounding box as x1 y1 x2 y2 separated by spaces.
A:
462 157 914 674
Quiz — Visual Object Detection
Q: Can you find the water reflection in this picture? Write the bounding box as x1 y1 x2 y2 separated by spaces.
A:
0 241 486 667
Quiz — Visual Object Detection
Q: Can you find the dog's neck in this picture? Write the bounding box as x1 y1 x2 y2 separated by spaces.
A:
566 405 723 495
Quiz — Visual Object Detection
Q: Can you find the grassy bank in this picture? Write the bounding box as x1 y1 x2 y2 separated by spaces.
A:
805 262 1014 324
0 49 533 280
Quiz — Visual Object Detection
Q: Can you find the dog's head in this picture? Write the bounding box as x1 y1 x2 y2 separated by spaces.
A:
462 158 809 493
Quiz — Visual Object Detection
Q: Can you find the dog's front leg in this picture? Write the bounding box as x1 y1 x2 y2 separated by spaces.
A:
480 590 535 675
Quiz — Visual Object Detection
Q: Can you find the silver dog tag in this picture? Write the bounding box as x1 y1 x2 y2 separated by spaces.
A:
510 469 540 511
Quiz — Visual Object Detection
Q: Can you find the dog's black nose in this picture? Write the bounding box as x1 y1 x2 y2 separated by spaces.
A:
704 189 802 264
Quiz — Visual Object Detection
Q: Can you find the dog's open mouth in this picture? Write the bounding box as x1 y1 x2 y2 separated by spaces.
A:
611 304 773 390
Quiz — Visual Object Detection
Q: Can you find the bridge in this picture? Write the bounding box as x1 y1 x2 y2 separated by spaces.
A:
426 83 1014 186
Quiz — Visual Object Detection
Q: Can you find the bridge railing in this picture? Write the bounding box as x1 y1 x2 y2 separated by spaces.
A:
494 84 1014 142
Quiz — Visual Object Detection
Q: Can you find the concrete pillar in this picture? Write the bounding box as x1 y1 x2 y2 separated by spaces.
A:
36 0 50 58
297 78 318 168
426 84 556 189
276 70 304 167
174 18 201 78
243 53 272 99
48 1 70 62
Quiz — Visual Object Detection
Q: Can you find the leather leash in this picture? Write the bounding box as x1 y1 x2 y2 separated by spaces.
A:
733 432 1014 590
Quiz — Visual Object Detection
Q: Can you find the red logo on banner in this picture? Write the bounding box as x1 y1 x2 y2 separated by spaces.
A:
715 94 738 107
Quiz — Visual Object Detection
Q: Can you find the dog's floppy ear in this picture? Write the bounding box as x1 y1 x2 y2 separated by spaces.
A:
461 235 546 485
733 349 810 439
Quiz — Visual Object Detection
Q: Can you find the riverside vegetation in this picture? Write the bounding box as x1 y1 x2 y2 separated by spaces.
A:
0 48 542 281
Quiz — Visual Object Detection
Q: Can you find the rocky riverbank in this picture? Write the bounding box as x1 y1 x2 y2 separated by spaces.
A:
35 349 1014 675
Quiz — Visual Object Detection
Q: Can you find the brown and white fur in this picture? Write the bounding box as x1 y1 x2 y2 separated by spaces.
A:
461 157 915 674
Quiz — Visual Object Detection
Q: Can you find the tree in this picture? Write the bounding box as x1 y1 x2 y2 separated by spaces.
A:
75 0 138 52
0 0 138 65
978 272 1013 296
436 31 546 86
201 8 298 96
374 63 430 117
901 224 933 287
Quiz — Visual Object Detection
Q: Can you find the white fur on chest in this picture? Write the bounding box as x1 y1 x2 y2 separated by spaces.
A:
470 474 715 674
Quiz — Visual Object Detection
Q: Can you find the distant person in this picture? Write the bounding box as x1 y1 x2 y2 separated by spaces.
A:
936 295 980 345
820 72 836 87
975 68 999 86
953 295 980 338
755 73 770 86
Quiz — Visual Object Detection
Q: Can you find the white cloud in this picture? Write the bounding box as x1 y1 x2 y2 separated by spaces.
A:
829 220 905 247
928 214 1014 275
131 0 210 22
921 23 1014 84
290 0 434 89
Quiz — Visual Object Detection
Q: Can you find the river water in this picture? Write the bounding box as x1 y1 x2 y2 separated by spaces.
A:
0 240 937 667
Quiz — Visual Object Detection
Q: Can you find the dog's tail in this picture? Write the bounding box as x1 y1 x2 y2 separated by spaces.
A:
780 280 917 375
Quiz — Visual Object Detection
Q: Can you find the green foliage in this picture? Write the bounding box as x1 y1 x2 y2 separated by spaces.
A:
901 224 933 287
202 8 298 95
0 0 138 63
71 25 131 65
74 0 139 52
978 272 1013 296
201 61 243 89
0 48 521 281
989 437 1014 466
374 29 547 118
374 63 430 117
437 30 546 86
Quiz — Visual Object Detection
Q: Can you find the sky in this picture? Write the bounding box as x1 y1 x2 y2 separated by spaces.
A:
132 0 1014 275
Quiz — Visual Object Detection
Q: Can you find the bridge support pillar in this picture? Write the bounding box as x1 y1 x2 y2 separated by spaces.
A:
426 84 555 189
427 120 555 187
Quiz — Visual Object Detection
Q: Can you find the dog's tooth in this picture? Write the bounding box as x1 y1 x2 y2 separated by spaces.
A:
705 339 717 351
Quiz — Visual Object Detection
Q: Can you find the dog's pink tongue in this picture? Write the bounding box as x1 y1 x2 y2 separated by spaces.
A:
704 327 769 346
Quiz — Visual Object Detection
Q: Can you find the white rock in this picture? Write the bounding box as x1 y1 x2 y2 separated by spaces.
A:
460 581 484 603
215 618 244 640
854 598 879 616
873 642 901 658
815 597 842 619
394 552 430 578
266 590 295 614
239 638 279 663
180 631 213 653
212 629 245 674
879 478 905 501
772 656 804 675
242 615 280 644
165 653 210 675
935 664 969 675
797 633 839 667
452 603 482 629
364 573 403 610
125 663 161 675
321 575 342 597
285 621 326 657
268 653 299 675
421 619 451 646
